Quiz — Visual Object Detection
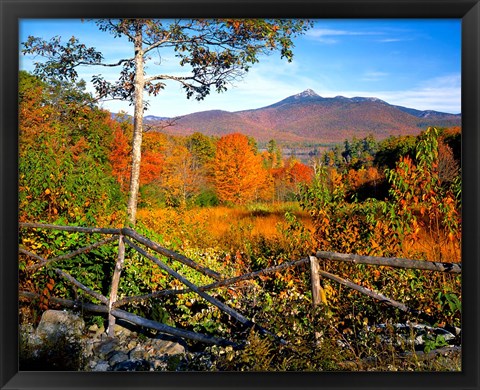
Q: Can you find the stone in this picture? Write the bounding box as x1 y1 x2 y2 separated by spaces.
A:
88 324 99 333
82 340 95 357
111 359 151 371
19 310 84 370
93 337 120 357
36 310 85 342
92 361 110 372
22 310 192 372
114 324 135 338
129 346 147 360
108 351 129 366
149 338 185 356
152 359 168 371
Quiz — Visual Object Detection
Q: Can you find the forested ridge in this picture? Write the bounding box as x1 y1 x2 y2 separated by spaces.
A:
151 89 461 143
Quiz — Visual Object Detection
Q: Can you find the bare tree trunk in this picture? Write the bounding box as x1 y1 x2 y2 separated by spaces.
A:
127 22 145 226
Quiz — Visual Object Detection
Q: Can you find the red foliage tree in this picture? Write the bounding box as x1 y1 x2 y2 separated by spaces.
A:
110 126 163 191
270 158 313 201
109 126 131 192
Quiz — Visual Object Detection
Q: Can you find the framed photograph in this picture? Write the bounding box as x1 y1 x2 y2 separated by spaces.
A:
1 0 479 389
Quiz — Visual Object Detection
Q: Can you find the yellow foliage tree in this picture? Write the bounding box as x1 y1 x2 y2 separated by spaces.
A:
161 144 205 207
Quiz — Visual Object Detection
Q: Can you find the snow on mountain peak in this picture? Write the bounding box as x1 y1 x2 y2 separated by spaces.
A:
294 89 319 98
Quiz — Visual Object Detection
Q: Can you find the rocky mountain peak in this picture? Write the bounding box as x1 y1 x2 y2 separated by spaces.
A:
294 89 319 99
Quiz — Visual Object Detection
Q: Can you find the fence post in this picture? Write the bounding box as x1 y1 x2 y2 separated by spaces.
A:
309 256 327 346
108 235 125 337
309 256 327 307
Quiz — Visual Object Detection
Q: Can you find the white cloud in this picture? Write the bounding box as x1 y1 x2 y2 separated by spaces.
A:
97 65 460 117
306 28 382 44
137 56 321 116
322 73 461 113
378 38 407 43
361 71 390 82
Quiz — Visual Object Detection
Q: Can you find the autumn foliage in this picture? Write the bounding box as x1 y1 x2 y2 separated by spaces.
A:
213 133 269 204
270 159 314 201
19 71 462 370
300 127 461 263
109 122 164 191
18 71 124 225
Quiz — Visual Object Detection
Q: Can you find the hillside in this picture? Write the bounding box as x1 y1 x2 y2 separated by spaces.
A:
144 89 461 144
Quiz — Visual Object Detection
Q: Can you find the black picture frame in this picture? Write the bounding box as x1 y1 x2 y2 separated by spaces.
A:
1 0 478 389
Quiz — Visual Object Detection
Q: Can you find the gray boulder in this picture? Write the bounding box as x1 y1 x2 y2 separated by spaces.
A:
20 310 85 370
36 310 85 342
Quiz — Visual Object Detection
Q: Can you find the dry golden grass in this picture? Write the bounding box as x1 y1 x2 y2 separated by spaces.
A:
137 203 459 264
399 228 461 264
137 203 313 248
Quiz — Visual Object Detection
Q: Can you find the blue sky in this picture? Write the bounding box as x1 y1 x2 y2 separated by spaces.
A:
19 19 461 117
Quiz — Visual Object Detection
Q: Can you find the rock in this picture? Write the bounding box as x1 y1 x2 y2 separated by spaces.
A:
36 310 84 342
108 351 129 366
21 310 191 372
91 361 110 372
88 324 99 333
129 346 147 360
82 339 95 357
152 359 168 371
149 338 185 356
366 323 460 349
20 310 84 370
20 323 43 350
114 324 136 338
94 337 120 357
111 359 151 371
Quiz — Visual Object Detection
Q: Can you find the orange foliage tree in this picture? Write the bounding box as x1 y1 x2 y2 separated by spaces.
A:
345 166 382 196
213 133 270 204
270 158 314 201
18 73 55 146
288 160 314 186
109 126 164 192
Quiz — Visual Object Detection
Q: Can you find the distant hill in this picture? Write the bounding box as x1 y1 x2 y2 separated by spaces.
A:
123 89 462 144
144 115 170 122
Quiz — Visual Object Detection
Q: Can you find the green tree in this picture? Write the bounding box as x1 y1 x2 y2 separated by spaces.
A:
385 127 461 261
23 18 312 225
19 72 124 225
185 132 216 166
265 139 283 169
374 135 417 169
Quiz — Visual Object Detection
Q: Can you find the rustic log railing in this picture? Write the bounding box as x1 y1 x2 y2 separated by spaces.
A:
316 251 462 274
19 222 461 347
19 223 283 345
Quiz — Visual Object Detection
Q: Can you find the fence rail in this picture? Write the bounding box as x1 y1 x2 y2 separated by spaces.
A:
19 222 461 347
316 251 462 273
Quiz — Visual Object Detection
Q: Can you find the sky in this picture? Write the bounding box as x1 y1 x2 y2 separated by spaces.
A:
19 19 461 117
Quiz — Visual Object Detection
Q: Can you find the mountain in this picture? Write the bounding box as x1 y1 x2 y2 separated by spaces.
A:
144 90 462 144
144 115 170 122
110 113 169 123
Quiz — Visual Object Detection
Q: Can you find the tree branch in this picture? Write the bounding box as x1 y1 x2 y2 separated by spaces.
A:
83 58 134 67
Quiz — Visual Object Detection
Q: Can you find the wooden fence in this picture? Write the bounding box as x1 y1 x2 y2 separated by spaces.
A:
19 222 461 347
